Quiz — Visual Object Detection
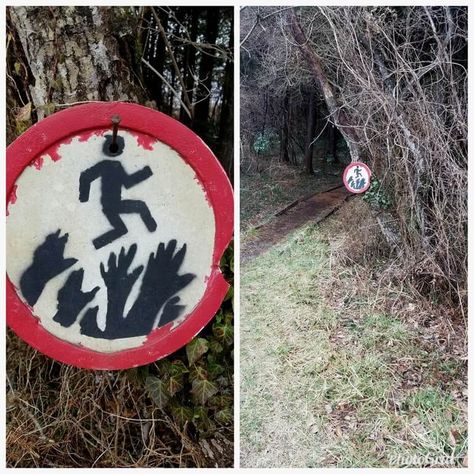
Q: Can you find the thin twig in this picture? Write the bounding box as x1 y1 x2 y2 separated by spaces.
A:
141 58 192 118
151 7 193 118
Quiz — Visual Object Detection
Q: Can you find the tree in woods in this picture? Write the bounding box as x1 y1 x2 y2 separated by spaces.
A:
7 6 234 175
240 7 345 175
6 6 234 468
241 6 467 310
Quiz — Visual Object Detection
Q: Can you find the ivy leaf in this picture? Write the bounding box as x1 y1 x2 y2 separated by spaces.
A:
145 376 169 409
168 375 184 396
193 406 214 431
213 318 234 346
208 361 225 378
170 359 189 377
125 365 149 387
217 310 225 323
215 408 233 425
210 394 233 410
186 338 209 366
190 365 209 381
156 359 172 376
208 338 223 354
171 404 193 427
191 378 218 405
224 285 234 302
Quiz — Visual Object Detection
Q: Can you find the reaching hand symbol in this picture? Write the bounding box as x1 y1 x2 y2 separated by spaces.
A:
80 240 195 339
53 269 99 327
140 240 195 304
20 229 77 306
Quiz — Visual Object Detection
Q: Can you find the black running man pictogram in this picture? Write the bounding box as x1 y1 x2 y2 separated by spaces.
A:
79 159 157 249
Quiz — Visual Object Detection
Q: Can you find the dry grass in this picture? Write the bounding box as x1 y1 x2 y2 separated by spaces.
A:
240 199 467 468
6 329 233 468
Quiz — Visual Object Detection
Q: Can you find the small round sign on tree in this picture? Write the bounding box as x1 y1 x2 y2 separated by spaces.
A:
6 102 233 370
343 162 372 194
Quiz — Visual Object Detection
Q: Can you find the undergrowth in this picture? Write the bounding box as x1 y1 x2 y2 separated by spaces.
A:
240 201 467 468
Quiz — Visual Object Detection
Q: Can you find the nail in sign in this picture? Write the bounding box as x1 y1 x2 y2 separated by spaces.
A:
6 102 233 369
342 162 372 193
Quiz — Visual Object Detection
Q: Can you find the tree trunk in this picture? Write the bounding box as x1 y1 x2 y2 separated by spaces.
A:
304 89 316 174
328 123 338 162
288 8 362 162
217 14 234 176
9 6 147 123
179 9 199 125
143 7 168 109
280 91 290 162
193 7 220 136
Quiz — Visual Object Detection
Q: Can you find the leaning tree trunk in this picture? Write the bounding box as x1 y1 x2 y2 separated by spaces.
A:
8 6 147 126
288 8 362 162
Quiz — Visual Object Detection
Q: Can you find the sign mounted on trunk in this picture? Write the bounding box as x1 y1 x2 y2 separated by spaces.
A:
342 162 372 194
6 102 233 370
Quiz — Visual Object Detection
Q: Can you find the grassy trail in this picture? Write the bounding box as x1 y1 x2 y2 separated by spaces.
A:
240 211 467 468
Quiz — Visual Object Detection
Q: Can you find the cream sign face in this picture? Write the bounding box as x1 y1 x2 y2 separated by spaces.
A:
342 162 372 194
6 103 233 369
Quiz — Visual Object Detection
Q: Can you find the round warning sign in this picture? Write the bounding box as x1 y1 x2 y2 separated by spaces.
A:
342 162 372 193
6 102 233 369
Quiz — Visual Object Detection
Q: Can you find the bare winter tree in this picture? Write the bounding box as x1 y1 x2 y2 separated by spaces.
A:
241 6 467 308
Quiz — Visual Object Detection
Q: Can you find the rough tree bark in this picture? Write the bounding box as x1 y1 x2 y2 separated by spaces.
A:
9 6 147 124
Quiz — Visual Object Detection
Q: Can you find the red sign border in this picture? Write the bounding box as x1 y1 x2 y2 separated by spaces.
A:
6 102 233 370
342 161 372 194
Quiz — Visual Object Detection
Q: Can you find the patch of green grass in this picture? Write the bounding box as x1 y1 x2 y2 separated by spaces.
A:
240 220 467 468
356 313 411 349
384 387 467 466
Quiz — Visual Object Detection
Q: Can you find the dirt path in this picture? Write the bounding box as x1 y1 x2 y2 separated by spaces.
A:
241 185 350 263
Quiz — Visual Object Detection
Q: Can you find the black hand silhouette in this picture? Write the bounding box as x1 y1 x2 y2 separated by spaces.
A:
125 240 196 334
80 244 143 339
20 229 77 306
99 244 143 308
81 240 195 340
53 269 99 327
141 240 195 303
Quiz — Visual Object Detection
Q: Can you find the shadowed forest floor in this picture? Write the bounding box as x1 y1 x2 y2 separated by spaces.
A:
241 158 343 236
240 199 467 468
241 185 349 263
